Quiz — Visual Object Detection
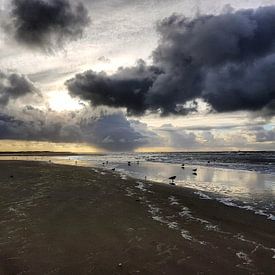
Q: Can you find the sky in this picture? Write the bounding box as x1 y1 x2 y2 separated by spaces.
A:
0 0 275 152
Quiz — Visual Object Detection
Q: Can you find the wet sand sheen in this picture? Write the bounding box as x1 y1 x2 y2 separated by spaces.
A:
0 161 274 274
2 155 274 220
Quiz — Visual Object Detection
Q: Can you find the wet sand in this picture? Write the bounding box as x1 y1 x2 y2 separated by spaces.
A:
0 161 274 274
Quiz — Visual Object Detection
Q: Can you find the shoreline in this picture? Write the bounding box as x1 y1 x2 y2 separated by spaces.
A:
1 157 275 221
1 152 275 175
12 158 275 221
1 157 275 222
0 160 274 274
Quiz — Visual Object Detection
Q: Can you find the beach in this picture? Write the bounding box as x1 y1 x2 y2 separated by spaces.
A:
0 160 274 274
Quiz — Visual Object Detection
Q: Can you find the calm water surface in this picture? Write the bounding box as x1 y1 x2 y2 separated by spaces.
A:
1 152 274 220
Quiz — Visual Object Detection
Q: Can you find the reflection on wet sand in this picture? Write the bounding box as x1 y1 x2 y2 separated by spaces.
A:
113 161 275 199
114 161 275 220
0 155 274 220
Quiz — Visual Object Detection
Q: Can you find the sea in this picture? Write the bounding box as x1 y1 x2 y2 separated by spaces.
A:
2 151 275 221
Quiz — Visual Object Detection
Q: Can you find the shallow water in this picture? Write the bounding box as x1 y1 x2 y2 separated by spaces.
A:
66 151 275 174
1 153 275 220
103 161 274 220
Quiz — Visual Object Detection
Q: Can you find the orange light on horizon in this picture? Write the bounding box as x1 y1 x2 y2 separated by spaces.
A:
0 140 101 153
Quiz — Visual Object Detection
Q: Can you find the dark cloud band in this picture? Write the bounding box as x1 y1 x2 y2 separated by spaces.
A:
67 6 275 116
66 60 162 116
0 108 150 151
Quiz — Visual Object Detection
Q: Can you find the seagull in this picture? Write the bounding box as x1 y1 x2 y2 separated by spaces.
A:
181 164 185 166
192 168 197 172
193 172 197 176
169 176 176 185
111 168 116 171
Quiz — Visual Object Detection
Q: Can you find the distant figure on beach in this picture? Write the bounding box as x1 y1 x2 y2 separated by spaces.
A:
137 161 140 165
75 161 78 165
111 168 115 171
128 161 131 166
102 162 105 166
49 160 51 163
106 161 109 165
193 168 197 172
193 172 197 176
145 176 147 180
169 176 176 185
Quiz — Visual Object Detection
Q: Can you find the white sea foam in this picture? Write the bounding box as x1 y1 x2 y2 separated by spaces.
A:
135 181 147 192
236 252 253 265
147 203 196 242
168 196 180 205
147 200 215 243
235 233 275 260
148 204 166 223
120 174 127 180
254 210 275 221
125 188 135 197
194 191 212 200
167 221 179 229
179 206 220 231
217 198 275 221
179 207 193 219
181 229 193 241
218 197 237 207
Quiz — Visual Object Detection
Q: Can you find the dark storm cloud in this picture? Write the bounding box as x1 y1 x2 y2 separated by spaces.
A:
66 60 162 116
82 113 148 151
0 107 150 151
6 0 90 52
0 71 39 106
0 107 81 142
67 6 275 116
202 55 275 113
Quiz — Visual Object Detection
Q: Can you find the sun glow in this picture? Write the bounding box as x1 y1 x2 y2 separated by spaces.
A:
48 91 84 111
